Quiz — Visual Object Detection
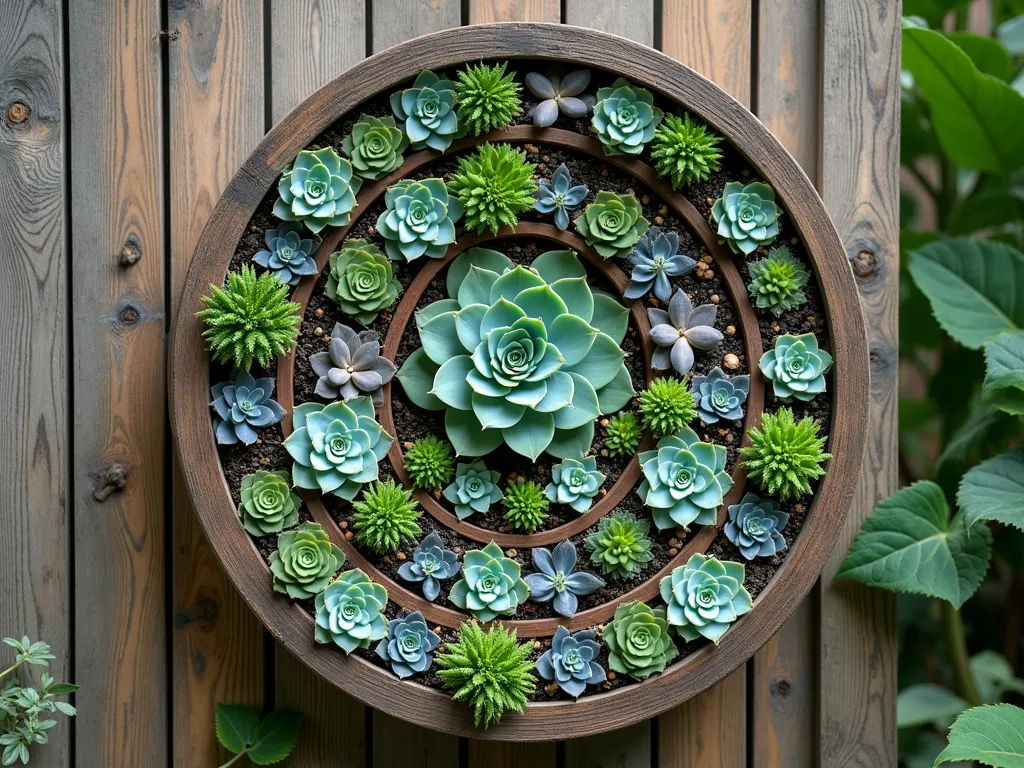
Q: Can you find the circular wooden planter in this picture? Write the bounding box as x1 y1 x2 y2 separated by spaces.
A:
170 23 869 741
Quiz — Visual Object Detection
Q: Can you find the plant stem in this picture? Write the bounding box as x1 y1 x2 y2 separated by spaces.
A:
0 659 23 682
940 600 981 706
218 752 248 768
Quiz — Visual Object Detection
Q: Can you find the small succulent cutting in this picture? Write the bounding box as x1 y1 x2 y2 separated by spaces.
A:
447 143 538 235
660 553 752 644
325 240 401 325
525 68 594 126
711 181 783 255
585 511 654 580
404 436 455 491
273 147 362 234
544 457 606 513
502 480 550 533
759 333 833 402
575 191 650 260
313 568 388 654
448 541 529 622
638 377 697 438
638 426 733 530
238 470 301 536
454 61 522 135
624 227 697 301
602 601 678 680
351 479 422 555
691 367 749 424
210 371 287 446
309 322 397 404
647 288 724 375
746 245 809 316
650 113 723 189
591 77 663 156
342 113 409 180
537 626 606 698
253 224 319 286
375 611 440 679
534 164 588 231
725 492 789 560
269 522 345 600
525 540 605 618
442 460 503 520
739 407 831 501
375 178 464 262
390 69 461 152
604 412 643 457
398 532 461 602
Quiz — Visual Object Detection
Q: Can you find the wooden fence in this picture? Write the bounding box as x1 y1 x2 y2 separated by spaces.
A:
0 0 899 765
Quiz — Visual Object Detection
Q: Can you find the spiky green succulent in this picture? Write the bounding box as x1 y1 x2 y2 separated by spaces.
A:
448 541 529 622
238 470 301 537
591 77 663 156
650 113 724 188
602 601 678 680
342 113 409 180
454 61 522 135
270 522 345 600
739 407 831 501
404 436 455 491
436 621 536 728
325 239 400 325
197 265 301 372
711 181 784 255
391 69 461 152
446 143 538 235
396 248 635 460
585 511 654 580
502 480 550 533
746 246 809 316
575 191 650 260
604 412 643 457
376 178 464 262
273 147 362 234
314 568 388 654
639 377 697 438
351 479 422 555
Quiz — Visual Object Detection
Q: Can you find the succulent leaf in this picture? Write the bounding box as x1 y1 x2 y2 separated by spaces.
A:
659 553 753 643
758 332 833 402
602 601 677 680
585 512 654 580
325 240 401 325
711 181 784 255
313 569 389 654
650 113 724 188
591 77 664 156
447 143 538 235
390 69 461 152
273 147 362 234
270 522 345 600
738 407 831 501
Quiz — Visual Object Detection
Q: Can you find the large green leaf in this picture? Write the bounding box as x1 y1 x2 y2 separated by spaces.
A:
898 684 968 729
946 33 1013 81
971 651 1024 705
908 239 1024 349
935 704 1024 766
836 481 992 608
949 192 1024 235
983 332 1024 414
215 703 259 755
903 26 1024 172
248 710 302 765
396 348 444 411
904 0 969 27
936 403 1018 494
957 449 1024 534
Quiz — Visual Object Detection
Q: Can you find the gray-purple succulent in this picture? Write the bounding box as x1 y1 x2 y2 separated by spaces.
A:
211 371 286 445
624 227 697 301
524 68 594 127
536 626 606 698
524 540 605 618
397 532 461 602
253 224 319 286
375 610 440 679
533 164 588 231
309 322 397 405
647 289 724 375
691 366 749 423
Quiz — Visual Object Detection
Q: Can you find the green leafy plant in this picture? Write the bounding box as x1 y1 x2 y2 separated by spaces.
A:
238 470 301 537
324 240 400 325
584 511 654 580
214 703 301 767
638 377 697 438
404 436 455 491
738 407 830 501
351 479 422 555
454 61 522 135
591 77 663 156
746 245 810 316
650 112 724 188
273 147 361 234
710 181 783 255
604 412 643 457
197 265 301 372
446 144 538 235
448 541 529 622
269 522 345 600
435 621 536 728
501 479 550 533
341 113 408 180
602 601 677 681
574 191 650 259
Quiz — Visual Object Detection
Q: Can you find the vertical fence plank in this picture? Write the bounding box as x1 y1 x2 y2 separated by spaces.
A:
371 0 461 52
469 0 560 23
0 0 67 766
373 713 460 767
468 740 556 768
169 2 266 766
68 0 167 766
819 0 900 766
659 669 747 765
565 0 653 47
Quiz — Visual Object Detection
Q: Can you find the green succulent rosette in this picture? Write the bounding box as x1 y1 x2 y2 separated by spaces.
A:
238 470 301 536
710 181 784 255
270 522 345 600
659 553 752 644
273 147 362 234
638 427 733 530
375 178 464 262
396 248 636 460
758 332 833 402
325 240 400 325
284 398 393 500
591 77 664 156
602 601 678 681
443 460 503 520
314 568 389 654
342 113 409 180
448 541 529 622
575 191 650 260
390 69 462 152
544 457 606 513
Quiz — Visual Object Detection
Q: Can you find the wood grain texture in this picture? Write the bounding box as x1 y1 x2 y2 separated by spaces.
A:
469 0 560 23
67 0 166 766
0 1 68 765
661 0 751 107
168 1 265 766
565 0 653 47
563 723 651 768
468 740 557 767
372 712 460 766
819 0 900 766
371 0 461 52
659 668 746 766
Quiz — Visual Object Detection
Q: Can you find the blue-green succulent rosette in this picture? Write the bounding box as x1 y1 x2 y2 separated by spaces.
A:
758 332 833 402
375 178 464 262
591 77 663 156
253 224 319 286
273 147 362 234
375 610 440 679
283 397 393 500
314 568 389 654
544 457 606 513
725 492 789 560
710 181 783 255
449 541 529 623
390 70 462 152
536 626 606 698
396 248 636 461
638 427 733 530
660 553 752 644
692 367 749 424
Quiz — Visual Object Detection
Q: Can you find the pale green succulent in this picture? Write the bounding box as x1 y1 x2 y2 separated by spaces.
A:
314 568 388 654
660 553 752 644
591 77 663 156
238 470 301 536
711 181 784 255
575 191 650 260
448 541 529 622
342 113 409 180
273 147 362 234
325 240 400 325
270 522 345 600
375 178 464 262
442 460 502 520
758 333 833 402
390 70 462 152
396 248 636 460
602 601 678 680
544 457 606 513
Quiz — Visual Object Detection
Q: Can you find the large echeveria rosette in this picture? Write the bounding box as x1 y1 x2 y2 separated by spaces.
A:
314 568 389 654
396 248 636 460
448 541 529 623
273 147 362 234
375 178 464 262
390 70 462 152
659 553 752 644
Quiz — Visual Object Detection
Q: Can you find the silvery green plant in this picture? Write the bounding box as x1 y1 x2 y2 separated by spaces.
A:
602 602 677 680
725 493 789 560
544 457 606 513
376 178 464 262
374 611 440 679
273 147 362 234
309 322 397 404
211 371 286 446
448 541 529 622
524 540 605 618
396 248 635 460
638 426 733 530
758 332 833 402
341 113 408 180
390 70 461 152
533 164 588 231
624 227 697 301
660 553 752 644
398 532 461 602
591 77 664 156
313 568 388 654
442 460 502 521
575 191 650 260
525 68 594 126
325 240 400 325
691 367 749 424
647 288 724 375
536 626 605 697
283 398 393 499
253 224 319 286
711 181 783 255
269 522 345 600
238 470 301 536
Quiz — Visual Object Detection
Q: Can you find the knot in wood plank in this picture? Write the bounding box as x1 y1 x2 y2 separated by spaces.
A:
6 102 29 123
91 462 127 501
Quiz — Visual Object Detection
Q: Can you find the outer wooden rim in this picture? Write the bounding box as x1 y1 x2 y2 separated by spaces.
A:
169 23 869 740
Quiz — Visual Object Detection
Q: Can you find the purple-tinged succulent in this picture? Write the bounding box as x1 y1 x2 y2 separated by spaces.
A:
398 532 461 602
211 371 286 445
375 610 440 679
534 164 588 231
524 68 594 127
524 540 605 618
536 626 606 698
624 227 697 301
725 492 789 560
691 367 749 423
253 224 319 286
309 322 397 405
647 289 724 375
